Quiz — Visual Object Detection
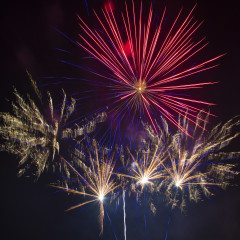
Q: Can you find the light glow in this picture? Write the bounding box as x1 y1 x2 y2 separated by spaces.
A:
77 2 222 135
98 193 104 202
135 80 146 94
140 176 149 184
175 179 182 188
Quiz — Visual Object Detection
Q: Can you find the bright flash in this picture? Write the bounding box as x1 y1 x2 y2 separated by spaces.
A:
135 80 146 94
98 193 104 202
140 176 149 184
175 179 182 187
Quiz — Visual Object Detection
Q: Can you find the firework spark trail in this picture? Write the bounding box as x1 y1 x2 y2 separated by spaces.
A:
0 71 74 178
84 0 89 16
0 71 107 179
105 208 119 240
50 140 120 235
76 1 222 134
144 113 240 210
123 190 127 240
164 213 171 240
164 190 179 240
144 188 147 240
118 139 168 192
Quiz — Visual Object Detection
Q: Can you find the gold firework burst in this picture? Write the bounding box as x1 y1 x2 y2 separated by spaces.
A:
119 141 168 192
145 114 240 210
0 71 73 178
50 140 120 235
0 71 106 179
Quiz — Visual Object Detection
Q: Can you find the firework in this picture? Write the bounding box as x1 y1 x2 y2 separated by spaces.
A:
145 114 240 210
119 141 168 194
50 140 120 235
0 72 106 179
76 1 222 134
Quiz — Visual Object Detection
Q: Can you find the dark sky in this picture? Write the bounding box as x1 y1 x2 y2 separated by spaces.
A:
1 0 240 240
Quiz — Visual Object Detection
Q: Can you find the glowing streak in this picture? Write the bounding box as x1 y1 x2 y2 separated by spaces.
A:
0 71 77 179
123 190 127 240
76 2 222 134
175 179 182 188
118 142 168 192
146 113 240 210
50 142 120 235
140 176 149 184
98 193 104 202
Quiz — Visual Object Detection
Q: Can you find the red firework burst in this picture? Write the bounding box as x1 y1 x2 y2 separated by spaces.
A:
77 1 222 135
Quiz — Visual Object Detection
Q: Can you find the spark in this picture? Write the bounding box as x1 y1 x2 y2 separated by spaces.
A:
98 193 104 202
175 179 182 188
76 1 222 134
145 113 240 210
140 176 149 185
0 72 108 179
0 71 76 179
123 190 127 240
118 140 168 191
50 140 120 235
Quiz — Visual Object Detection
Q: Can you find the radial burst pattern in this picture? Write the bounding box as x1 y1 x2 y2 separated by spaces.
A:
119 141 168 192
0 72 106 179
145 114 240 210
51 140 120 235
76 1 222 134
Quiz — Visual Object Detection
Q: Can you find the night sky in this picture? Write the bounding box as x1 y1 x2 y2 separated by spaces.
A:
1 0 240 239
